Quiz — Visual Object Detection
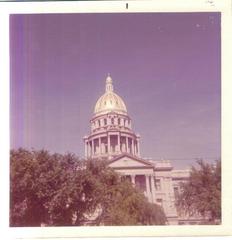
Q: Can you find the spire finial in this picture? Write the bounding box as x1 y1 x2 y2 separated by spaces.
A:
105 74 113 92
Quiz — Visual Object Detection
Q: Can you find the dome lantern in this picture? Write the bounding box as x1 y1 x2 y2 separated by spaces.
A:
105 73 113 92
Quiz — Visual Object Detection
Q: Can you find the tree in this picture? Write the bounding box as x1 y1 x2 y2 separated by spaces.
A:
177 159 221 224
10 148 166 226
94 174 166 226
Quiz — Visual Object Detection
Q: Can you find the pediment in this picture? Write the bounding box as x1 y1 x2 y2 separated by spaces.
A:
108 154 154 169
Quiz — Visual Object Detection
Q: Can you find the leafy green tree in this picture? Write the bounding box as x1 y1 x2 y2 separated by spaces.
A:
177 159 221 224
95 176 166 226
10 149 83 226
10 148 166 226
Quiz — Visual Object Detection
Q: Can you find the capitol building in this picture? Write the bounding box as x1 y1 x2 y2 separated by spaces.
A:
83 75 200 225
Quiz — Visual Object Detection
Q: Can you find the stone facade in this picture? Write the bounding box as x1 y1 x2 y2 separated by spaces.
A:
84 75 200 225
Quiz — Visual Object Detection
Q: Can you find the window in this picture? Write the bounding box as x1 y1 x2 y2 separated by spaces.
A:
98 120 100 127
156 198 163 206
121 175 131 183
111 118 114 125
189 222 197 225
104 119 107 125
173 187 179 200
179 222 186 225
155 179 161 190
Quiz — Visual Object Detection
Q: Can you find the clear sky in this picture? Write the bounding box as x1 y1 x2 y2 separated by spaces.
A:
10 13 220 168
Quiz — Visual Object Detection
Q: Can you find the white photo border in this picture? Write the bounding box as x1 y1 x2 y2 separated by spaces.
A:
0 0 232 239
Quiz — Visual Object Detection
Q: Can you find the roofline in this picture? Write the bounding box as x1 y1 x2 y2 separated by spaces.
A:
91 111 131 121
84 130 139 140
112 166 154 170
155 167 173 171
108 153 155 168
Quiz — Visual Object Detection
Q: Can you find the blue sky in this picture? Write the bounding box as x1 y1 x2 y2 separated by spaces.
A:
10 13 220 168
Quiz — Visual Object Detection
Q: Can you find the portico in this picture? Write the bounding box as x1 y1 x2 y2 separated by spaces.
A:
108 154 156 204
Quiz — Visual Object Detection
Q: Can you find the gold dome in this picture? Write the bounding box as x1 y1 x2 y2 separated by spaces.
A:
94 75 127 116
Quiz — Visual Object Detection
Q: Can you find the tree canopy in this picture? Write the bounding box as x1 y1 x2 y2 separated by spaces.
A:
177 159 221 224
10 148 166 226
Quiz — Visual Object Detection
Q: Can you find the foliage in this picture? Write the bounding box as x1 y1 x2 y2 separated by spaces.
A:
95 177 166 226
177 159 221 224
10 148 166 226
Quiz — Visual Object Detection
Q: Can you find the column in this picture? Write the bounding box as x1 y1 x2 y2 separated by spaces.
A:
107 134 110 154
90 141 92 157
117 134 120 153
161 178 168 214
84 140 88 158
132 139 135 155
92 140 95 156
137 137 141 157
135 141 138 156
102 137 105 154
126 137 129 153
107 117 110 125
150 175 156 204
131 175 135 186
145 175 152 203
88 142 91 157
99 137 101 155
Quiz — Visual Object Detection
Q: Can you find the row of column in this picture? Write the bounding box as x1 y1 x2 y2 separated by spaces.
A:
84 134 140 158
126 174 156 204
